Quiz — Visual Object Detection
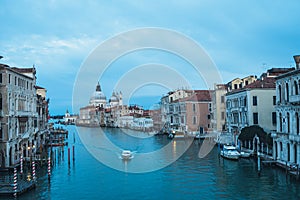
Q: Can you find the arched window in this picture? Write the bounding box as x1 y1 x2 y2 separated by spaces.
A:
0 93 2 110
278 85 282 103
295 80 299 95
287 112 290 133
279 113 283 132
286 83 289 102
297 112 300 135
193 104 196 112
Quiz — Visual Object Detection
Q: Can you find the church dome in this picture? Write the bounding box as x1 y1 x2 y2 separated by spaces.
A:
109 92 119 102
90 82 106 105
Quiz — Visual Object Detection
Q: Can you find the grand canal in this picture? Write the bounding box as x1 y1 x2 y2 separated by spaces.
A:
13 125 300 200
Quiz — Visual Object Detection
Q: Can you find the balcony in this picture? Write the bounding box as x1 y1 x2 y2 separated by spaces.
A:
289 134 300 142
290 95 300 104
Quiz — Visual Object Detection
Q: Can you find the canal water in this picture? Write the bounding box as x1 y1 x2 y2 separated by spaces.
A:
11 125 300 200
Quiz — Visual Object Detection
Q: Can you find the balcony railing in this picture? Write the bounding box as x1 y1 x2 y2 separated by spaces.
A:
290 95 300 104
289 134 300 142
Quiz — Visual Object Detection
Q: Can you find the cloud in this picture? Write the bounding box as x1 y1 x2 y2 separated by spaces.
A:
2 0 300 114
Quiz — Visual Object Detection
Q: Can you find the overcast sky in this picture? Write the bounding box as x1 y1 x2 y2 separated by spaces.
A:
1 0 300 114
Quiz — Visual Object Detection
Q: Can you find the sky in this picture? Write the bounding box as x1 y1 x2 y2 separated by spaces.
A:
1 0 300 115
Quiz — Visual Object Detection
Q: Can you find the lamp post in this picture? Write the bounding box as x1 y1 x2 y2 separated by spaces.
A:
27 146 31 167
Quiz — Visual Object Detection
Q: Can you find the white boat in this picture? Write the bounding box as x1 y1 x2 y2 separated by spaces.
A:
220 145 240 160
240 151 251 158
121 150 133 160
169 130 185 139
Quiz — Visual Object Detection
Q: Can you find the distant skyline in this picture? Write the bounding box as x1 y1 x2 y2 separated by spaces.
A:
1 0 300 114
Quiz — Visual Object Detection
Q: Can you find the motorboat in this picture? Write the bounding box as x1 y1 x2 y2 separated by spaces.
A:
121 150 133 160
168 130 185 139
220 145 240 160
240 151 251 158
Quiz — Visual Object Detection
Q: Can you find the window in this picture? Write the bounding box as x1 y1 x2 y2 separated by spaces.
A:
234 84 238 89
193 104 196 112
253 112 258 124
286 83 289 102
278 85 282 103
273 96 276 105
0 73 2 83
245 80 249 85
0 93 2 110
207 114 211 120
221 112 225 120
272 112 276 125
279 113 283 132
295 80 299 95
296 113 299 135
14 77 17 85
193 116 196 125
253 96 257 106
221 96 225 103
8 74 11 84
287 112 290 133
239 83 242 88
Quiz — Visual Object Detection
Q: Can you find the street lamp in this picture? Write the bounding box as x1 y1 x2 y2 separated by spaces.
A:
27 146 31 165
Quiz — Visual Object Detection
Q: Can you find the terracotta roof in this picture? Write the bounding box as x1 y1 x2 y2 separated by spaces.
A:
275 68 300 79
11 67 36 74
267 67 294 75
35 85 45 89
0 63 10 68
182 90 212 102
244 77 275 89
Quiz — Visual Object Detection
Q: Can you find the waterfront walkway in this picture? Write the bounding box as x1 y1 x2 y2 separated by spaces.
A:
0 178 36 196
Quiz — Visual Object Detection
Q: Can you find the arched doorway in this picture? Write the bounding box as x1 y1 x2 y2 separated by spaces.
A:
280 142 283 159
287 143 290 162
274 141 278 159
9 147 13 166
294 144 297 164
0 150 5 168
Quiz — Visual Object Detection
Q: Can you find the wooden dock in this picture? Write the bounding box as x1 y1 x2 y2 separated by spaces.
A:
0 180 36 197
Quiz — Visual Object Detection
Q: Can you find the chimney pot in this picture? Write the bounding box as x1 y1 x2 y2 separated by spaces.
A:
293 55 300 69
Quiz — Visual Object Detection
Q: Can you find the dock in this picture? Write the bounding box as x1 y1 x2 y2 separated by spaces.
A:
0 179 36 197
48 127 69 146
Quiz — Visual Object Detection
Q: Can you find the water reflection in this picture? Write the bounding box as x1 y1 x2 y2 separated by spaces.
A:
16 126 300 200
77 127 194 173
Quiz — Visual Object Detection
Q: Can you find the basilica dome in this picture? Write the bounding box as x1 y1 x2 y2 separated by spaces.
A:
109 92 119 102
89 82 106 107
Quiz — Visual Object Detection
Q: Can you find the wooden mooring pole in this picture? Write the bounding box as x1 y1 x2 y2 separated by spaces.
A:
72 145 75 162
68 148 70 165
258 155 261 176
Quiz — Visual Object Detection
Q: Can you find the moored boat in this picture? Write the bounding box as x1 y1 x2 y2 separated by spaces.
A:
240 151 251 158
220 145 240 160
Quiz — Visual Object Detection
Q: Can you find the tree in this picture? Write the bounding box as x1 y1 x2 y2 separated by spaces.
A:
238 125 273 147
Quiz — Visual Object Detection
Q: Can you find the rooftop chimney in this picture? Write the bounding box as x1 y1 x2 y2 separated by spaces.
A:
293 55 300 69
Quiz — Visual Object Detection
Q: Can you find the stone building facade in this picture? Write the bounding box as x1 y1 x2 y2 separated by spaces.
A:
0 64 48 168
160 89 212 133
273 55 300 164
211 84 227 132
